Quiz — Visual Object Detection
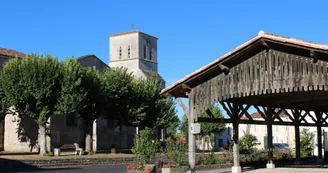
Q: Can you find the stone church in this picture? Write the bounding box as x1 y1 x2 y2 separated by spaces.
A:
0 30 164 152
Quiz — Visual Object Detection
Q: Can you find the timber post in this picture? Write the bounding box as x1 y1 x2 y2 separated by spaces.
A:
315 111 323 161
266 107 275 168
188 89 196 173
292 109 301 164
221 102 242 173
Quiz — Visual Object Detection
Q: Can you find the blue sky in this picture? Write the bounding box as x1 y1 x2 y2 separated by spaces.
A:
1 0 328 118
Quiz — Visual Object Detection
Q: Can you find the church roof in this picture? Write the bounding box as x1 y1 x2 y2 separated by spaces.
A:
109 30 158 40
141 69 165 82
0 47 25 58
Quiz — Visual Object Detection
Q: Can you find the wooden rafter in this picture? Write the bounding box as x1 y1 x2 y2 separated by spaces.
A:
254 106 267 120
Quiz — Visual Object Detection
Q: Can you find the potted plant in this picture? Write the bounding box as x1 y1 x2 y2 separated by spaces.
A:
162 136 188 173
130 128 160 173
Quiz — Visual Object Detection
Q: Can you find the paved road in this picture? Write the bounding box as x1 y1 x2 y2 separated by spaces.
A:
4 165 328 173
1 165 127 173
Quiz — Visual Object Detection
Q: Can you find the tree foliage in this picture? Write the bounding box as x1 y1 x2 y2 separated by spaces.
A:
1 54 61 155
131 128 160 165
101 67 134 126
239 125 260 152
131 77 178 129
0 86 8 122
56 58 88 116
198 105 226 137
300 128 315 157
56 58 104 151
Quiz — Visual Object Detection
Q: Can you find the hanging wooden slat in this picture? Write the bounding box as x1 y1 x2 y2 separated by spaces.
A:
324 62 328 91
288 54 293 92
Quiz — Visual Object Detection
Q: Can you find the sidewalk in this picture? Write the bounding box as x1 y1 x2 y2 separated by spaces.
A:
0 152 135 160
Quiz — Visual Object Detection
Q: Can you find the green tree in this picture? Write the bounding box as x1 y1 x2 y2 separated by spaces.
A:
0 86 8 122
179 115 188 137
239 125 260 152
131 78 178 129
199 105 226 151
300 128 315 157
101 67 135 151
1 55 61 155
166 117 180 138
56 58 104 152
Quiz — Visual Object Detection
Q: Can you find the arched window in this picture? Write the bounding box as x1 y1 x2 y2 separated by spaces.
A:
119 46 122 59
127 46 131 58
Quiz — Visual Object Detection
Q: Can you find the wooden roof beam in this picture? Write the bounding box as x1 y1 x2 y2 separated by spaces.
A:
218 64 230 75
310 50 319 63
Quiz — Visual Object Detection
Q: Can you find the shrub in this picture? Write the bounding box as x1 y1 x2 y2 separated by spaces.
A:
43 152 54 157
198 151 218 165
239 125 260 152
300 128 315 157
165 136 188 168
131 128 160 165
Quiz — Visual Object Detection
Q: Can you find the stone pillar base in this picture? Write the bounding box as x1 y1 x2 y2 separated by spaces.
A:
266 163 275 169
54 148 60 156
231 166 242 173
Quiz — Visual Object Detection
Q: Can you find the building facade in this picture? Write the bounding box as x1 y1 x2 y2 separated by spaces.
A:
0 30 165 152
220 111 328 156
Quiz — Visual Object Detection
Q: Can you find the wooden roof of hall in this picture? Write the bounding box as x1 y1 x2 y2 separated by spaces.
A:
161 31 328 98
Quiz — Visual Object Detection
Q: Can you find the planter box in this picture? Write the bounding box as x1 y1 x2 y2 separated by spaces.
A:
162 168 185 173
127 170 143 173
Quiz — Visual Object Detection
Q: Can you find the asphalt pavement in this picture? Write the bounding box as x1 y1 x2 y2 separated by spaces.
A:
1 165 127 173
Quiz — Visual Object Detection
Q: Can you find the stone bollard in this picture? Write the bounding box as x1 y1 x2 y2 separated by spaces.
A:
54 148 61 156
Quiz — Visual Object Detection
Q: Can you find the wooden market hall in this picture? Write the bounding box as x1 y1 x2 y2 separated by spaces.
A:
161 31 328 173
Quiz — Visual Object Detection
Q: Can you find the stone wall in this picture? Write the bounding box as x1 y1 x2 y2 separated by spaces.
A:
0 121 4 151
4 112 38 152
50 115 85 149
96 117 136 150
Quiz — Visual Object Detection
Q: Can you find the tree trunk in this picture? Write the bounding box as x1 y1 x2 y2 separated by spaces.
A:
39 124 46 155
119 125 122 153
85 121 93 152
202 136 205 153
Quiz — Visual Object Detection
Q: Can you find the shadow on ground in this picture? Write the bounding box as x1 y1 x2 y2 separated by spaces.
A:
241 157 328 172
0 158 81 173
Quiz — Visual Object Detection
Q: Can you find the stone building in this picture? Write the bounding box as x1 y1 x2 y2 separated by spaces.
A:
0 30 165 152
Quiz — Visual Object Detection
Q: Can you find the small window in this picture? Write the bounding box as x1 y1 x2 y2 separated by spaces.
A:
119 46 122 59
144 45 147 59
227 127 231 135
149 47 152 60
128 46 131 58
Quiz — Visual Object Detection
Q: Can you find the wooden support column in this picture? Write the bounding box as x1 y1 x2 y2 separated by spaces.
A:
266 107 275 168
188 90 196 173
315 111 323 161
317 125 323 160
295 124 301 162
232 120 240 169
221 102 241 173
292 110 301 164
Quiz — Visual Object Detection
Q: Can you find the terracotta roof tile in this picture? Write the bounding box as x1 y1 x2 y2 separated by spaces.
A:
0 47 25 58
161 31 328 95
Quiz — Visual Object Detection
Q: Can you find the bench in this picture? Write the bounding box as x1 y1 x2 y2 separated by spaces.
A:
55 143 84 156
